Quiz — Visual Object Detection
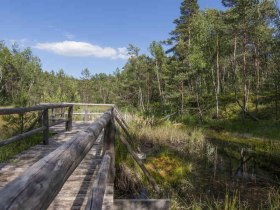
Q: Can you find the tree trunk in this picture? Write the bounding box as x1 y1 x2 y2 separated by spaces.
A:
254 40 260 112
216 35 220 118
243 34 248 115
195 80 203 124
276 73 279 120
181 81 184 115
233 36 238 102
138 86 145 112
155 61 164 110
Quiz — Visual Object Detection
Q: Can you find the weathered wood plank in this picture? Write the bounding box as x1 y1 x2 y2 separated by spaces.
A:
85 153 111 210
72 112 103 115
0 104 72 115
43 109 49 145
0 110 112 210
66 105 73 131
114 199 170 210
49 119 68 128
61 103 115 107
103 115 116 183
0 127 46 147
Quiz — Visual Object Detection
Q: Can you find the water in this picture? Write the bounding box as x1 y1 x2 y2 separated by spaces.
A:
199 138 280 208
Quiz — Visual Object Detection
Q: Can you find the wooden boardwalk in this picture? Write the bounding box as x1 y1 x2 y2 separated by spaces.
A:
0 122 113 210
0 105 170 210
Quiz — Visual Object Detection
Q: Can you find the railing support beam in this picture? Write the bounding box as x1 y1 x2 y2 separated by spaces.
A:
103 111 116 183
43 109 49 145
66 105 73 131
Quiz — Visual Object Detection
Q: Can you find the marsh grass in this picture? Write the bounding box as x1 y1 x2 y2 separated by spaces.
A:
207 130 280 156
206 119 280 141
267 188 280 210
129 115 207 157
115 113 280 209
115 134 148 198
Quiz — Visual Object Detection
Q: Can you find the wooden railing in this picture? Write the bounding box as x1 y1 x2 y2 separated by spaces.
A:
42 102 114 122
0 104 167 210
0 108 115 210
0 104 73 147
0 103 115 148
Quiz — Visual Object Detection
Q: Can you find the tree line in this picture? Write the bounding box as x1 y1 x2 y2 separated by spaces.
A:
0 43 116 106
1 0 280 122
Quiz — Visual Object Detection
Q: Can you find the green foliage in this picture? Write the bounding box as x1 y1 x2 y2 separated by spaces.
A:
2 112 37 137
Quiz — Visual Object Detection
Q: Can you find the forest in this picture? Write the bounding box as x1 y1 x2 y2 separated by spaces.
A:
1 0 280 209
1 0 280 123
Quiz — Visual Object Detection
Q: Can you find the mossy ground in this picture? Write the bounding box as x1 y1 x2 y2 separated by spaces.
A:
115 110 280 209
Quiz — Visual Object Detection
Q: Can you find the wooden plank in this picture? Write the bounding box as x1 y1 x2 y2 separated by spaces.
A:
103 116 116 183
85 153 111 210
66 105 73 131
0 110 112 210
114 199 170 210
72 113 103 115
43 109 49 145
49 119 68 128
0 104 72 115
0 127 46 147
61 103 115 107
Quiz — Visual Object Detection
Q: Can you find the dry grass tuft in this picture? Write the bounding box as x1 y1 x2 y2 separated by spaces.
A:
115 163 144 196
130 115 207 156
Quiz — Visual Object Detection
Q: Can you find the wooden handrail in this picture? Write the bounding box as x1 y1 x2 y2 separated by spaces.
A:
0 104 72 115
86 109 116 210
61 102 115 106
0 127 47 147
0 109 113 210
86 152 112 210
0 104 74 147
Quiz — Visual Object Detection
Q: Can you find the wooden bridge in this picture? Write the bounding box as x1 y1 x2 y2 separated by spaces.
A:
0 103 169 210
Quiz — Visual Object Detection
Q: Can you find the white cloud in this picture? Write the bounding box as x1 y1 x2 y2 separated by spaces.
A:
34 41 129 59
64 33 75 40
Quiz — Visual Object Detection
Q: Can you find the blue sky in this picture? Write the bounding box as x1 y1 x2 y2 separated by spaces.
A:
0 0 225 77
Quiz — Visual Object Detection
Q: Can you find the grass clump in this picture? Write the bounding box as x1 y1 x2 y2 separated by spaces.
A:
145 150 193 187
130 116 207 156
266 188 280 210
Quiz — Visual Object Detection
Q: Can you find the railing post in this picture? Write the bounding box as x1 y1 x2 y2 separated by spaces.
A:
103 108 116 183
84 105 88 121
43 108 49 145
66 105 73 131
38 111 43 127
51 108 55 124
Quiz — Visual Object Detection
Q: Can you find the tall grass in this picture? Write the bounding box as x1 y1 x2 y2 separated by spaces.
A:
114 135 148 198
267 188 280 210
115 113 280 209
129 115 207 156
